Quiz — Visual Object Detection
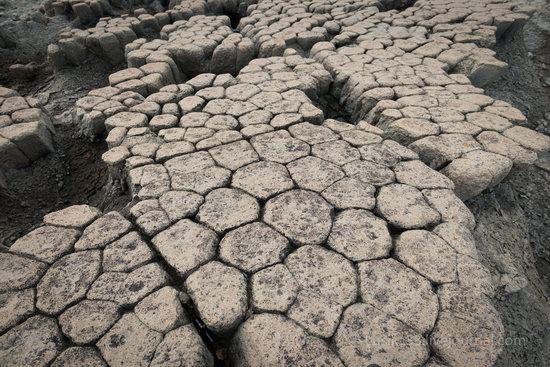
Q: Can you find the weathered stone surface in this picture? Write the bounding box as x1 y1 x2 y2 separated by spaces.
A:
287 290 343 338
394 160 454 189
328 209 392 261
37 250 101 315
230 314 343 367
103 231 155 272
116 263 170 306
334 303 429 367
250 264 298 313
251 130 310 163
58 300 121 344
287 156 345 192
376 184 441 229
358 259 438 334
264 189 333 245
0 289 35 333
395 230 457 284
74 212 132 250
11 225 80 264
0 315 63 367
0 252 47 293
159 190 204 221
152 219 218 277
150 325 214 367
185 261 247 335
343 159 395 186
423 189 476 230
51 347 106 367
289 122 339 144
135 286 187 334
312 140 360 166
197 188 260 232
43 205 101 228
220 222 290 273
321 177 376 210
285 245 357 306
97 313 163 367
208 140 259 170
232 161 294 199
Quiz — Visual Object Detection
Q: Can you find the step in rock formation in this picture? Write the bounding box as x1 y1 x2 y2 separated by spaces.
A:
2 0 550 366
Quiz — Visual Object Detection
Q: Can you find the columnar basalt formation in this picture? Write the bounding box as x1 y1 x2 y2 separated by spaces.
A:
0 86 55 184
2 0 550 366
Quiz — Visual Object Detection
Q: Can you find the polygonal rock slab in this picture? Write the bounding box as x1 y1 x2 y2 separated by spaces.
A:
343 160 395 186
10 226 80 264
197 188 260 232
152 219 218 277
43 205 101 229
376 183 441 229
394 160 454 189
264 190 333 245
334 303 429 367
231 161 294 200
50 347 106 367
103 231 155 272
250 264 299 313
250 130 310 163
395 230 457 284
230 314 344 367
0 289 35 333
150 325 214 367
97 313 163 367
288 122 339 144
285 245 357 306
287 156 345 192
135 286 187 334
36 250 101 315
115 263 170 306
219 222 290 273
74 212 132 250
0 252 47 293
312 140 360 166
358 259 439 334
58 300 121 344
327 209 392 261
321 177 376 210
159 190 204 221
0 315 64 367
287 290 343 338
423 189 476 231
185 261 247 335
208 140 259 170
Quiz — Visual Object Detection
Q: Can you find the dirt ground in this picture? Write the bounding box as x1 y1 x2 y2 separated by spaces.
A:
0 0 549 365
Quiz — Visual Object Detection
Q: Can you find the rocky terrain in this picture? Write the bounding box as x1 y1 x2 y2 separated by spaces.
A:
0 0 549 366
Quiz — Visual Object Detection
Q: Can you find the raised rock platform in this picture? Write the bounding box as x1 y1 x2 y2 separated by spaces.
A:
1 0 550 366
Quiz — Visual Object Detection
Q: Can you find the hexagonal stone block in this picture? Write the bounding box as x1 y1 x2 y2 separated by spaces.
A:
230 314 343 367
197 188 260 233
312 140 360 166
287 290 343 338
159 190 204 221
10 226 80 264
0 289 35 334
376 183 441 229
321 177 375 210
36 250 101 315
220 222 290 273
208 140 259 170
0 252 47 293
343 160 395 186
115 263 170 306
231 161 294 200
42 205 101 229
97 313 163 367
58 300 121 344
74 212 132 250
334 303 429 367
288 122 339 144
358 259 439 334
264 189 333 245
185 261 247 335
285 245 357 306
250 130 310 164
287 156 345 192
394 160 454 189
150 325 214 367
135 286 187 334
51 347 106 367
250 264 299 313
0 315 63 367
103 231 155 272
327 209 392 261
395 230 457 284
152 219 218 277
